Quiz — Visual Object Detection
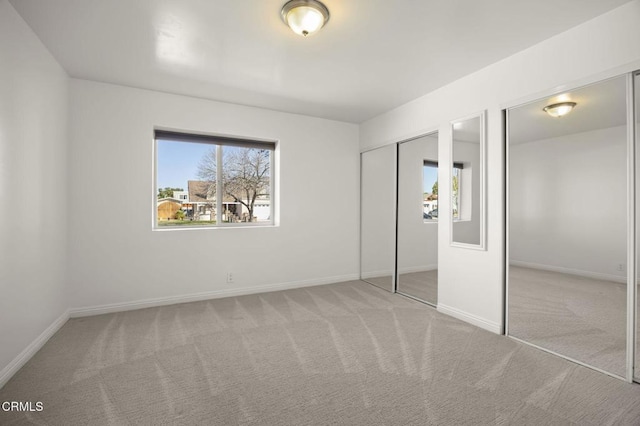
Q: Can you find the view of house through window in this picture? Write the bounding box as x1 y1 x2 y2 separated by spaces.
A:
423 161 438 221
423 161 463 221
155 130 274 228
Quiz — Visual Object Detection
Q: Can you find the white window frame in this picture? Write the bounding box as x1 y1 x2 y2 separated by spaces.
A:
153 129 277 230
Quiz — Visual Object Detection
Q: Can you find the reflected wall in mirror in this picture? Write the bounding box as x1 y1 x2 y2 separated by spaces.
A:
397 133 438 305
361 145 396 291
508 75 628 378
451 112 485 248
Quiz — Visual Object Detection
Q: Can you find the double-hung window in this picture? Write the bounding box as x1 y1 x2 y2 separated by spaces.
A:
155 130 275 228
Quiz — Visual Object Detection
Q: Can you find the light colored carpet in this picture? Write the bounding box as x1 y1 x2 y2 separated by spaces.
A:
397 270 437 305
508 266 627 378
2 280 640 425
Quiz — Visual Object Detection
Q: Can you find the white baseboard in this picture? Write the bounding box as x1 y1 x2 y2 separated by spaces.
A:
0 274 360 389
69 273 361 318
510 260 626 284
0 310 70 389
438 303 502 334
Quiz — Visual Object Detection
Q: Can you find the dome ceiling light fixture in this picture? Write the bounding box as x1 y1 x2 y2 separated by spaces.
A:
543 101 577 118
281 0 330 37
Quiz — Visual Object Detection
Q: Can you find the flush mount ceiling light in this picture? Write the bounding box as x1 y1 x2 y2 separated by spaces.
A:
543 101 577 118
281 0 330 37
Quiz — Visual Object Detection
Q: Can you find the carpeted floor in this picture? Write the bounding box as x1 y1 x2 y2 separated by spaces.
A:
2 280 640 425
508 266 628 378
397 270 438 305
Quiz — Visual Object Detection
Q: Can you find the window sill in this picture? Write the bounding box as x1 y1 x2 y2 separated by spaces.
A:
153 223 278 231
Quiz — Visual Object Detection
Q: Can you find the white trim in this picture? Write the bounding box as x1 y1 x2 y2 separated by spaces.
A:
392 144 398 293
504 108 510 337
510 259 627 284
437 303 501 334
360 126 440 154
69 274 360 318
625 72 636 383
450 110 487 250
0 310 70 389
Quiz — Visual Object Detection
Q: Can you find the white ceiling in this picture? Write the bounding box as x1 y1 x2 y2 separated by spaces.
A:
10 0 632 123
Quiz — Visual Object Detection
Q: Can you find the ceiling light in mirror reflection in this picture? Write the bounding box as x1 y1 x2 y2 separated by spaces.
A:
543 101 576 118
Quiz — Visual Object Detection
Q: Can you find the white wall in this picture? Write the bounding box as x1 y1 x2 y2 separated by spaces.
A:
360 0 640 332
67 79 359 311
0 0 69 381
510 126 627 281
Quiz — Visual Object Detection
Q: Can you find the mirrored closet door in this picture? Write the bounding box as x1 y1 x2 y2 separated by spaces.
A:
361 145 396 291
397 133 439 305
507 75 630 379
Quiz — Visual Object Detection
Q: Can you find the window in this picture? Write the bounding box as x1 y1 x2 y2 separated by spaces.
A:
155 130 275 228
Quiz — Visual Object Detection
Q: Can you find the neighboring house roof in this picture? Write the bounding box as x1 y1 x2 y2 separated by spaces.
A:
188 180 255 203
424 193 438 201
157 197 183 204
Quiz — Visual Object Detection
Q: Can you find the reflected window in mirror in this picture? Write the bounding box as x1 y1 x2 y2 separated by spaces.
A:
451 163 463 220
423 160 438 221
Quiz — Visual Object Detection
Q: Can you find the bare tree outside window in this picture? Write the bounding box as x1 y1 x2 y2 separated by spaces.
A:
197 147 270 222
197 149 217 200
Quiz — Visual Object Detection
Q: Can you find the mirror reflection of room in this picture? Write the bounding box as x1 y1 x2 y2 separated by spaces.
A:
452 115 483 247
508 75 628 378
360 145 396 291
397 133 439 304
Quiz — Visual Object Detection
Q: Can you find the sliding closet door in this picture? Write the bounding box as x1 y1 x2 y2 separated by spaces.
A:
397 134 439 304
361 145 396 291
508 75 628 378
